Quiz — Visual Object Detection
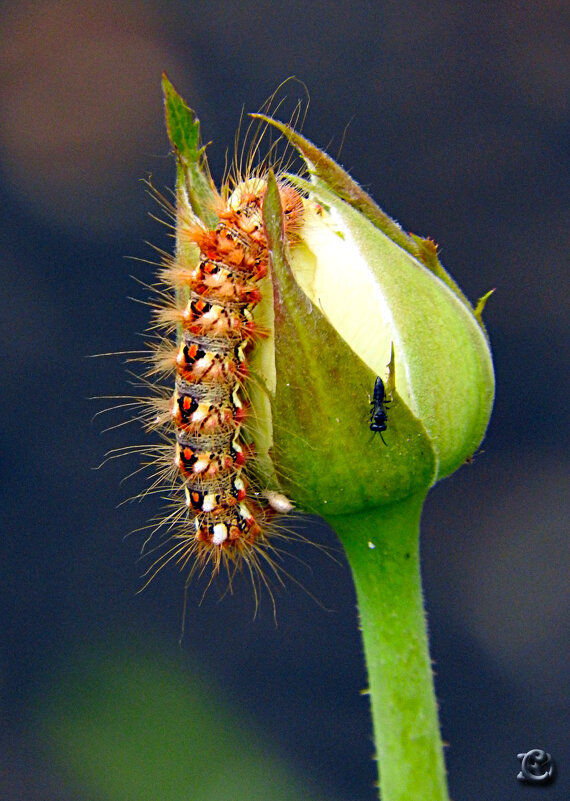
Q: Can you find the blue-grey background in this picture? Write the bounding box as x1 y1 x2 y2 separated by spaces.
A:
1 1 568 799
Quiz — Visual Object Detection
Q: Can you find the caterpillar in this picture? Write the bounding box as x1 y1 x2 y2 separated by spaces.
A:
121 119 308 603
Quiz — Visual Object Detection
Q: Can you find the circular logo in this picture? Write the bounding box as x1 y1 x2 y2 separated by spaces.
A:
517 749 554 784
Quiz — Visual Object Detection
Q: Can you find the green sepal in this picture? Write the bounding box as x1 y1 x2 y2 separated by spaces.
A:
254 114 483 323
473 287 495 326
252 114 417 256
259 173 436 517
162 73 218 227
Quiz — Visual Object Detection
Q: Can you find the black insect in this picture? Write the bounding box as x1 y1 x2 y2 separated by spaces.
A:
370 376 390 445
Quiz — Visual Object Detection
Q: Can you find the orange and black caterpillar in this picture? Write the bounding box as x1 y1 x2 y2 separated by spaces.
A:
140 175 304 588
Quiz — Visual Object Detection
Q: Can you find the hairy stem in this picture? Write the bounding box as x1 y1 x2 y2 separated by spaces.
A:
328 492 449 801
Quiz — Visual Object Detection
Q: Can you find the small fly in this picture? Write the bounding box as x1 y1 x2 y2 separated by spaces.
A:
369 376 390 445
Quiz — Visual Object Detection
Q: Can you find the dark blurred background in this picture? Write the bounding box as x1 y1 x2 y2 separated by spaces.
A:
0 2 568 799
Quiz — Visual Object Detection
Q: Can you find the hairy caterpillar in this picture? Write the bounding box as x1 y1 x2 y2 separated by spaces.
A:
149 177 303 573
106 86 313 608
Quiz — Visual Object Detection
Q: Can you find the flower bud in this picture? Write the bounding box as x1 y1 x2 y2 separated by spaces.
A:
248 121 494 517
161 74 494 521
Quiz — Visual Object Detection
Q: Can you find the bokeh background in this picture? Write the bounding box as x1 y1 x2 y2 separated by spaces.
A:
1 1 568 799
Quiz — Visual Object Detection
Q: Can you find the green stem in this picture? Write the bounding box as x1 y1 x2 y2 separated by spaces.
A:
327 491 449 801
